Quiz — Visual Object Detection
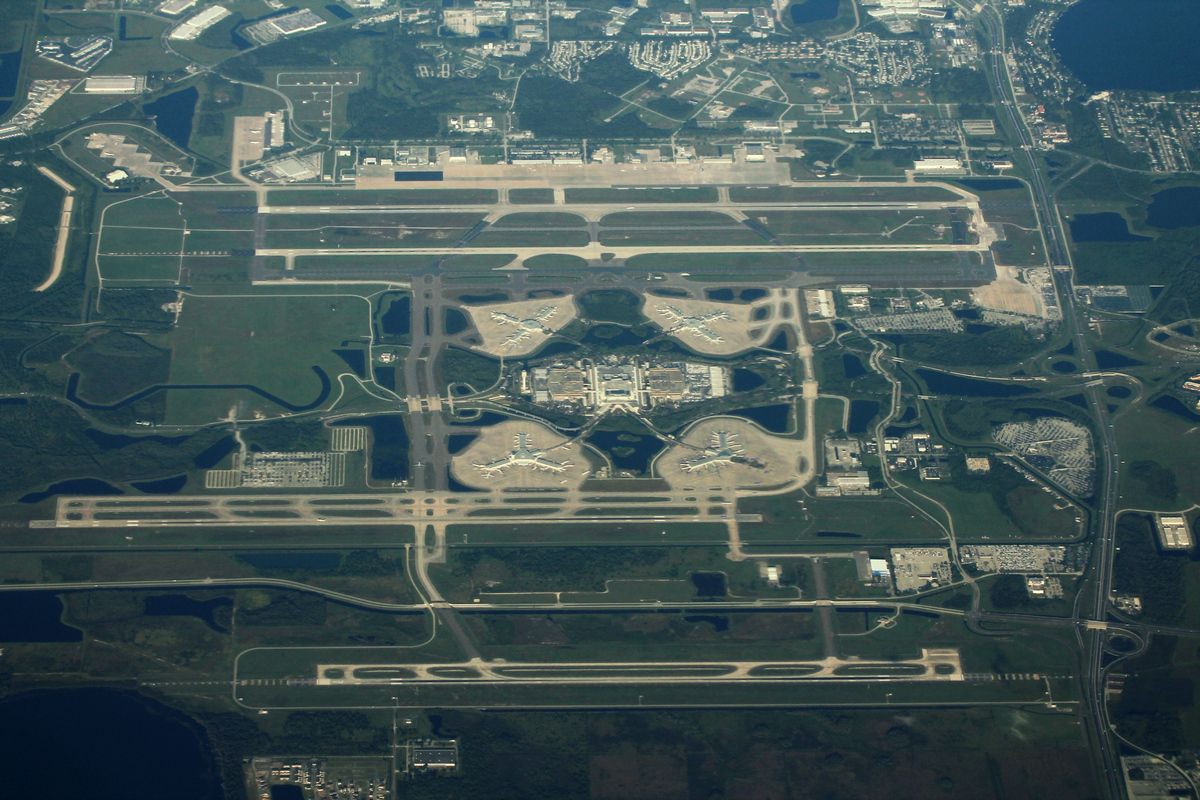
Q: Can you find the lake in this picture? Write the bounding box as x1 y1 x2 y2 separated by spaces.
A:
0 689 222 800
789 0 840 24
0 592 81 642
1068 212 1151 243
143 86 198 149
1052 0 1200 91
1145 187 1200 229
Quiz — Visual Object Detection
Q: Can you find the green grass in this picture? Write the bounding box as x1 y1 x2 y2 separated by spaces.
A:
165 293 372 424
446 522 729 546
739 493 946 544
1116 403 1200 510
266 189 497 205
564 187 718 204
492 212 587 228
728 185 961 203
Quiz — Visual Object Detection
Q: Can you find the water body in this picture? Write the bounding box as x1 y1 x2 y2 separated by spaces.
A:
847 399 880 435
729 404 791 433
916 369 1037 397
0 592 81 642
378 294 411 338
842 353 867 379
691 572 727 598
0 689 222 800
1069 212 1151 243
193 435 237 469
360 415 409 481
20 478 122 504
85 428 188 451
132 474 188 494
580 324 645 348
789 0 840 24
144 594 232 633
1053 0 1200 92
1151 394 1200 422
586 428 664 474
143 87 198 150
1146 187 1200 229
0 50 22 97
1094 349 1143 369
732 368 766 391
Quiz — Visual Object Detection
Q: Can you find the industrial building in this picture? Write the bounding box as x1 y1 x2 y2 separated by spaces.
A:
168 5 231 40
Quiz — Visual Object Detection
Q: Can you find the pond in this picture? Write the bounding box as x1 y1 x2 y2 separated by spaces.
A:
916 369 1037 397
1068 212 1151 243
20 477 122 504
144 593 232 633
0 50 23 96
789 0 840 24
691 571 727 598
0 592 81 642
193 434 238 469
847 399 880 435
143 86 198 149
732 367 766 391
0 689 222 800
341 415 408 481
1053 0 1200 92
1145 187 1200 229
729 403 791 433
842 353 867 379
378 294 411 338
1094 349 1143 369
132 474 188 494
586 428 664 474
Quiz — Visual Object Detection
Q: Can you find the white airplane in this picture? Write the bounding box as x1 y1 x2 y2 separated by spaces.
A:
656 304 731 344
680 430 744 473
474 432 572 477
491 306 559 347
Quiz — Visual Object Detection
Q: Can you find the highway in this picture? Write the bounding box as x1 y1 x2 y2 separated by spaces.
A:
974 3 1126 796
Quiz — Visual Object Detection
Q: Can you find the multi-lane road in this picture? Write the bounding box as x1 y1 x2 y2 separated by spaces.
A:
974 3 1126 795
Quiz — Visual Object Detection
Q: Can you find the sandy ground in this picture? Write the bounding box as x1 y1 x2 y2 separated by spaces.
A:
971 266 1043 317
642 290 795 355
656 417 802 490
450 419 591 490
463 296 577 357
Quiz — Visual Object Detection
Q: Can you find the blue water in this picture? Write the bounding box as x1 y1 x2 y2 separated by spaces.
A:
133 474 188 494
237 552 341 571
1053 0 1200 91
1145 187 1200 229
143 87 198 149
586 428 664 474
0 689 222 799
789 0 840 24
144 594 231 633
729 404 791 433
0 50 21 97
20 478 122 504
847 399 880 435
732 368 765 391
378 294 411 337
916 369 1037 397
1069 212 1151 242
193 435 237 468
0 592 81 642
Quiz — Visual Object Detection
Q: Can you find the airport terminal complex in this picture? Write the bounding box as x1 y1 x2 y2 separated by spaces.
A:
0 0 1197 798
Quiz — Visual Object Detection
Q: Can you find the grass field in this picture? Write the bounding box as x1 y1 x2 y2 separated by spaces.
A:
739 493 947 544
1117 403 1200 510
266 189 497 205
166 293 371 424
729 185 962 203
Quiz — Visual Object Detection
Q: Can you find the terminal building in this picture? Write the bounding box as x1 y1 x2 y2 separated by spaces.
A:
524 358 727 412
